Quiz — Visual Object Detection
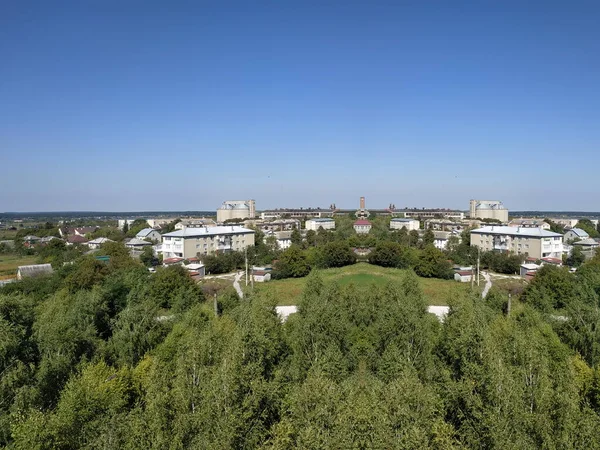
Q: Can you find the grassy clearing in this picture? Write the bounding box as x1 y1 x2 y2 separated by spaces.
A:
0 254 38 279
253 263 479 306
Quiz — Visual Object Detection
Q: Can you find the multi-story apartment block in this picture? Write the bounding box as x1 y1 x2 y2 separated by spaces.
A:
402 209 465 220
244 219 300 232
470 226 563 259
161 226 255 259
305 218 336 231
390 218 420 231
261 209 334 220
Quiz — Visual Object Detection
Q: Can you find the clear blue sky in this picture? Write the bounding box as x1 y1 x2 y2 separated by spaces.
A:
1 1 599 212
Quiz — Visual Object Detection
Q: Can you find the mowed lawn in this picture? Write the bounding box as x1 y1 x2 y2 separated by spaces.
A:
0 254 38 279
254 263 479 306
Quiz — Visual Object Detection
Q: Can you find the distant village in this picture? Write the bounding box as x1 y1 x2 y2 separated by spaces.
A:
1 198 599 285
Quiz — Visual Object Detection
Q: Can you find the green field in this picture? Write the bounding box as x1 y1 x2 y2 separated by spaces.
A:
0 254 38 279
253 263 479 306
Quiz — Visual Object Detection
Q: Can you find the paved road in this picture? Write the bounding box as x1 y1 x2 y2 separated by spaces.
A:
481 271 492 298
233 271 244 299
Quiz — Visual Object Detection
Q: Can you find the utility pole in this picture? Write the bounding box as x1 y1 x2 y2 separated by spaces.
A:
477 247 480 287
507 293 512 317
214 293 218 317
245 247 248 287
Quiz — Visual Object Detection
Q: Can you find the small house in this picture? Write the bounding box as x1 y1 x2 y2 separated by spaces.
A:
125 238 153 249
136 228 162 243
87 237 114 249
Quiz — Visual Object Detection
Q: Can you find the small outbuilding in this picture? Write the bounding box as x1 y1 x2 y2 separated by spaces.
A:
17 263 54 280
520 263 540 278
185 263 206 278
454 270 473 283
252 269 271 283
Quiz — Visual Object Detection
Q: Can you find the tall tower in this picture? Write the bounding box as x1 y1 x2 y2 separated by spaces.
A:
356 196 370 219
469 199 476 218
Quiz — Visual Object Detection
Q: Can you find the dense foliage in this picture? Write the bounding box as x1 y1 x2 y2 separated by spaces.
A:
3 244 600 448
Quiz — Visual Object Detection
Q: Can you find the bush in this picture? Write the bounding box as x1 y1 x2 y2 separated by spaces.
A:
315 241 356 269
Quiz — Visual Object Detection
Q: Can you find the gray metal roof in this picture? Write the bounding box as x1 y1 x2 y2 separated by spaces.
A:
87 237 114 244
471 226 562 238
573 238 599 246
126 238 152 246
136 228 157 237
568 228 589 238
162 226 254 238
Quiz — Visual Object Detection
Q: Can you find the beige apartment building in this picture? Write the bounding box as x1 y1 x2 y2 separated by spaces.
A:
390 218 420 231
470 226 563 259
305 218 336 231
161 226 255 259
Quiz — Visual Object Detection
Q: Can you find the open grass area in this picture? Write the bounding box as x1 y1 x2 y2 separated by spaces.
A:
0 253 38 279
253 263 480 306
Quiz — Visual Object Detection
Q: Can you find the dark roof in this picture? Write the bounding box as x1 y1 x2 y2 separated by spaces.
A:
456 270 472 276
67 235 88 244
163 257 184 265
74 226 98 235
354 220 372 226
541 257 562 265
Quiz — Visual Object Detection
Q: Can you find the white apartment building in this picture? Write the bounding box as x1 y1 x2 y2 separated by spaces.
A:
390 218 420 231
305 218 336 231
470 226 563 259
161 226 255 259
